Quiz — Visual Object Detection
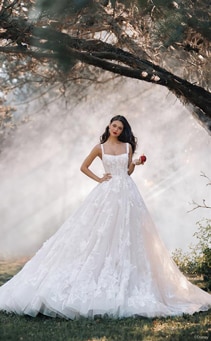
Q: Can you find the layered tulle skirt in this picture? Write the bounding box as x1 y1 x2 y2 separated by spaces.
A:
0 174 210 318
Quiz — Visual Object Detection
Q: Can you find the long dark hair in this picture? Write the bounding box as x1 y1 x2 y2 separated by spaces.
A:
100 115 137 153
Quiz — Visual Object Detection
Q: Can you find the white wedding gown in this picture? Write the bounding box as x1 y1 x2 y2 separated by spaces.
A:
0 143 211 319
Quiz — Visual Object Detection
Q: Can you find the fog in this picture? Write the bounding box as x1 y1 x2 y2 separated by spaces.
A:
0 79 210 259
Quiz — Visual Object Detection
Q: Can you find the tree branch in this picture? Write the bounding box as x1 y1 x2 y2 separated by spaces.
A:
0 15 211 131
188 200 211 213
200 172 211 186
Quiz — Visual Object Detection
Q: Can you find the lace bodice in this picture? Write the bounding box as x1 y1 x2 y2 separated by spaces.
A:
101 143 129 177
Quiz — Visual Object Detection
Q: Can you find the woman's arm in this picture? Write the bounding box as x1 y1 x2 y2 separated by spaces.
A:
128 144 144 175
128 144 135 175
80 144 111 183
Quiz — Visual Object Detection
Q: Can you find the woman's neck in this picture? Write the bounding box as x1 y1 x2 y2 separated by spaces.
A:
107 136 121 144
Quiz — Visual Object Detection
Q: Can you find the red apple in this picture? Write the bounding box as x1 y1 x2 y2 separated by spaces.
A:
139 155 147 163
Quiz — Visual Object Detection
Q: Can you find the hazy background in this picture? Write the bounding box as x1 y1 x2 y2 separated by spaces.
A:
0 79 210 259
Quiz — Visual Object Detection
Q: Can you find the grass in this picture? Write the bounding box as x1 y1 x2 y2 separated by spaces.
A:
0 260 210 341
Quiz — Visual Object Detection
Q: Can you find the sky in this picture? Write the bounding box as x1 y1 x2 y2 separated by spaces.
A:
0 79 210 259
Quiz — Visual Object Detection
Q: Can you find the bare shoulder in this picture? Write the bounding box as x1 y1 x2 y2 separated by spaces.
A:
89 144 102 157
81 144 101 168
92 143 101 154
128 143 132 153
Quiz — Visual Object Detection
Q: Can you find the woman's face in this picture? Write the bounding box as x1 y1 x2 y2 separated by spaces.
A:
109 120 124 137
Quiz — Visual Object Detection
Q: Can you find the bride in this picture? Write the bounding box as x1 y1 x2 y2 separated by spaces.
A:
0 115 210 319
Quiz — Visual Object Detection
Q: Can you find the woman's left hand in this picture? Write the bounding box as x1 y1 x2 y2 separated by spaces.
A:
133 155 147 166
132 159 143 166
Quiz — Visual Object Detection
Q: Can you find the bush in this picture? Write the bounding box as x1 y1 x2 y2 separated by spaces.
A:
172 219 211 291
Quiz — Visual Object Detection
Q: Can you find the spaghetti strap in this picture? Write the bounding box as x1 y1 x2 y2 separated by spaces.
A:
126 143 129 154
101 143 104 155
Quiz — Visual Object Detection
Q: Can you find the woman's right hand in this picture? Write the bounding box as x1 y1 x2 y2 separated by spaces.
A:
100 173 112 183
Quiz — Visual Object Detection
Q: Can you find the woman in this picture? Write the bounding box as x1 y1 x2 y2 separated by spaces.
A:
0 115 210 319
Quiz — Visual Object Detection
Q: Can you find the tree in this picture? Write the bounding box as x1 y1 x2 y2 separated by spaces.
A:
0 0 210 133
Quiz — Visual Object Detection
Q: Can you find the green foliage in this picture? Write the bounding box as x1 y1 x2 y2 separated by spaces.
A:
137 0 211 50
193 219 211 253
172 248 201 275
200 248 211 276
172 219 211 290
154 12 186 48
36 0 93 15
197 248 211 291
